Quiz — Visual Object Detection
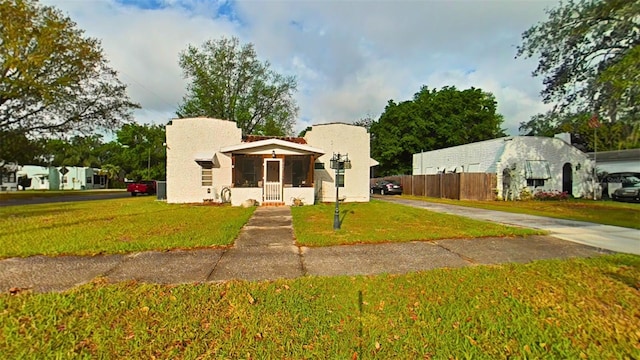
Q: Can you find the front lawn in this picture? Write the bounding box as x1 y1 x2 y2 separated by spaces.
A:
0 197 254 258
402 195 640 229
291 200 542 247
1 254 638 358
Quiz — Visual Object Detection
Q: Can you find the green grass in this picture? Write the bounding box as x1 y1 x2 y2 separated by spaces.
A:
292 200 542 246
1 254 638 359
402 195 640 230
0 197 254 258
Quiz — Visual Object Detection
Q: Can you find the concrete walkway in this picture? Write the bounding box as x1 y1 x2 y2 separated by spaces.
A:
378 197 639 255
0 204 619 293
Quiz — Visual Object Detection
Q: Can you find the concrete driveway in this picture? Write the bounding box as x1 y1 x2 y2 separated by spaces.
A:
376 196 639 255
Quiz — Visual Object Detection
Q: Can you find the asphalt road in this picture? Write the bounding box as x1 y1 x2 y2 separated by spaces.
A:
0 191 133 207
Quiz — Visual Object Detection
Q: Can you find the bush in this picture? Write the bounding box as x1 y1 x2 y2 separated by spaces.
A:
533 189 569 201
519 187 533 201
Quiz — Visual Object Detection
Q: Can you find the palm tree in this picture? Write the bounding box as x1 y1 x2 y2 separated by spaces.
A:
100 164 121 189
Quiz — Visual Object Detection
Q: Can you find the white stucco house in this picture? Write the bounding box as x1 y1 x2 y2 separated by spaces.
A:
0 162 20 191
587 149 640 174
412 134 597 199
15 165 106 190
165 118 377 206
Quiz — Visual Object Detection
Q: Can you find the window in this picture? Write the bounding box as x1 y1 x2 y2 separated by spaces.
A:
201 162 213 186
86 177 92 184
234 155 261 187
2 172 16 183
527 179 546 187
314 162 325 169
285 155 310 187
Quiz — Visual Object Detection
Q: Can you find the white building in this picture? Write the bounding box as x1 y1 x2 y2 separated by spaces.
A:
15 165 106 190
0 162 20 191
165 118 377 206
587 149 640 174
412 135 597 199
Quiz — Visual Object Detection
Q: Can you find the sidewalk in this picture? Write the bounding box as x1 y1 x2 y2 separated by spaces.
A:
0 204 613 293
379 197 639 255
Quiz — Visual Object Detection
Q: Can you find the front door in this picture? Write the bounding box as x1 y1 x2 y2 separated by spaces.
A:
562 163 573 195
263 159 283 203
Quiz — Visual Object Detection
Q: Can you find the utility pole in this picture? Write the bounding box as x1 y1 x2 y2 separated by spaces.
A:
147 146 151 179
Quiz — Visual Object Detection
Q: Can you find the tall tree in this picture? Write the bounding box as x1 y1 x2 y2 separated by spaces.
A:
100 164 121 189
353 115 375 132
115 123 166 181
177 36 298 136
0 0 139 137
43 135 104 168
370 86 505 176
0 129 45 164
519 110 639 151
516 0 639 148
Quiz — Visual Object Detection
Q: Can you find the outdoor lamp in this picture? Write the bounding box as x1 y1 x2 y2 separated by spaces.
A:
331 153 351 230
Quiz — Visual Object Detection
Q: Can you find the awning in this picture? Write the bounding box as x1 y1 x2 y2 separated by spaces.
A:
194 153 220 167
525 160 551 179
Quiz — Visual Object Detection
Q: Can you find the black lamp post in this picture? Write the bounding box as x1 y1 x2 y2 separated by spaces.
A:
330 152 351 230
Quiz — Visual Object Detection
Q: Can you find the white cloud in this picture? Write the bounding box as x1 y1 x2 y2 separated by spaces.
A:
44 0 559 135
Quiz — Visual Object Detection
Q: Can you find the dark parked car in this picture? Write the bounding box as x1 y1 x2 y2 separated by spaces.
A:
611 182 640 203
371 180 403 195
601 172 640 198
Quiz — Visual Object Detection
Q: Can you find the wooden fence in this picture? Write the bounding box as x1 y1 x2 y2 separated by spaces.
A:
372 173 497 201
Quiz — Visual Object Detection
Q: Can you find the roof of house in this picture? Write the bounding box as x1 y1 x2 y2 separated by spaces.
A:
243 135 307 144
586 149 640 162
220 138 324 155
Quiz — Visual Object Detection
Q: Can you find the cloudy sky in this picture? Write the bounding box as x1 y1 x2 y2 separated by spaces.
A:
44 0 558 135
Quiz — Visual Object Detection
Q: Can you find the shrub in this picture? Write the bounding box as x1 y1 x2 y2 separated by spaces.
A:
519 187 533 201
534 189 569 201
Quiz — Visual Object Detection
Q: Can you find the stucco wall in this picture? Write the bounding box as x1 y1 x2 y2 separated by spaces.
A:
166 118 242 203
412 138 507 175
412 136 596 198
304 123 371 203
500 137 595 198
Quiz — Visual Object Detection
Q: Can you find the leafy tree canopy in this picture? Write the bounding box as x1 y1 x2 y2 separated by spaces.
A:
0 129 45 165
115 123 166 181
370 86 506 176
44 135 104 168
517 0 639 149
519 111 639 151
1 123 167 183
0 0 139 137
177 36 298 136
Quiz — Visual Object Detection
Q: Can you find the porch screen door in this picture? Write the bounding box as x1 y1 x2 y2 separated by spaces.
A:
263 159 283 203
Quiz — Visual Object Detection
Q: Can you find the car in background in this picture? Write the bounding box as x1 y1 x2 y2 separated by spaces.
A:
601 172 640 198
126 180 157 196
370 180 403 195
611 182 640 203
